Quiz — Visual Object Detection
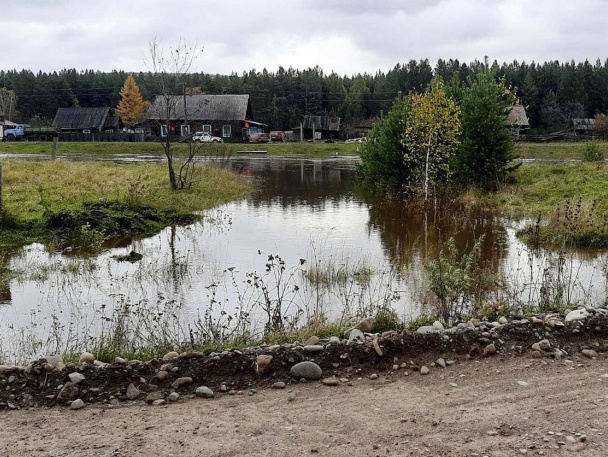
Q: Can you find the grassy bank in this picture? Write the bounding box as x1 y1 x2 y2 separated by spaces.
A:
0 160 251 249
0 140 362 157
514 141 608 160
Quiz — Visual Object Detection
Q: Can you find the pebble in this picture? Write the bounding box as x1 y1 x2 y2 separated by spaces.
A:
146 391 165 403
517 381 529 387
322 377 340 386
44 355 65 372
303 345 325 353
416 326 438 334
305 336 320 346
498 316 508 325
114 357 127 364
126 383 140 400
290 361 322 379
369 373 379 380
256 354 273 369
70 399 85 410
347 329 365 344
435 358 446 368
152 399 165 406
171 377 193 389
79 352 95 364
168 392 180 402
565 309 589 322
68 372 85 384
483 343 497 356
195 386 214 398
156 370 169 381
162 351 180 360
328 336 341 344
433 321 444 330
272 382 286 389
420 366 430 375
581 349 598 358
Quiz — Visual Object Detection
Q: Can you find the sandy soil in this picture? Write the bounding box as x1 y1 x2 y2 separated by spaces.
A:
2 354 607 457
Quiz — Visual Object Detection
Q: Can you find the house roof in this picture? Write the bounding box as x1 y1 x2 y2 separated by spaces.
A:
505 105 530 127
146 94 251 121
52 107 111 130
572 118 595 129
302 115 341 131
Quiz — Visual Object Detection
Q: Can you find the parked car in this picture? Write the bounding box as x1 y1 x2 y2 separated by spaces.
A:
249 133 270 143
191 131 223 143
269 131 283 142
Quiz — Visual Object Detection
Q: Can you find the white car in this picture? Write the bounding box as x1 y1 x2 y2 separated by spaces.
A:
191 132 223 143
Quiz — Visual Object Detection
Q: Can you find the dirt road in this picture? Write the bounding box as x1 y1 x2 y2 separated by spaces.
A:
2 354 607 457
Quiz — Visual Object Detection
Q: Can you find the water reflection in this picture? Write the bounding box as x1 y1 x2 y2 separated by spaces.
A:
1 156 607 364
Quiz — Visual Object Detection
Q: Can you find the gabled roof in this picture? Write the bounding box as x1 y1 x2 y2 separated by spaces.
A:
505 105 530 127
52 107 110 130
302 115 341 131
572 118 595 129
146 94 251 121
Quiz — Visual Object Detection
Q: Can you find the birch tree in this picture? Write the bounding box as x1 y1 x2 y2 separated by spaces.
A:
403 77 461 201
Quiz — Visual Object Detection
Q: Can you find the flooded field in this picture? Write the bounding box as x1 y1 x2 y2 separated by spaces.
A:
1 156 607 363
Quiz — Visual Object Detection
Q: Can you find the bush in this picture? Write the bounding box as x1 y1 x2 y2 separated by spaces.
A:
582 141 604 162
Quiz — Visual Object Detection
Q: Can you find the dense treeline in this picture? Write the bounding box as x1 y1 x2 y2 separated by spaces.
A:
2 58 608 132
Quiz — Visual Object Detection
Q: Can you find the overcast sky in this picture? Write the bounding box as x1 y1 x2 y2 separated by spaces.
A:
1 0 606 76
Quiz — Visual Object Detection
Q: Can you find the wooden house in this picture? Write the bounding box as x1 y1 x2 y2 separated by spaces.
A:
52 107 119 133
505 105 530 137
572 118 595 134
295 115 341 141
146 94 265 142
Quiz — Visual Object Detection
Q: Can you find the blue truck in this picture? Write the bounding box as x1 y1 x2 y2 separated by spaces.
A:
3 124 59 141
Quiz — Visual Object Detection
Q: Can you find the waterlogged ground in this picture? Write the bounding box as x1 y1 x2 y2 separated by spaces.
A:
1 157 608 363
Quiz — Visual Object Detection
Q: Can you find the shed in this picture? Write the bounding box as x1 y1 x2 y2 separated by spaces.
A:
572 118 595 133
146 94 263 142
505 105 530 136
297 115 341 141
52 107 116 132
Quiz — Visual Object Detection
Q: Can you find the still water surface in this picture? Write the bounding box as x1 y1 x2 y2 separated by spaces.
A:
1 157 607 362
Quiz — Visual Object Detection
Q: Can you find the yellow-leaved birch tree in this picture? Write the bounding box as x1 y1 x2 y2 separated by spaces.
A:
404 77 461 201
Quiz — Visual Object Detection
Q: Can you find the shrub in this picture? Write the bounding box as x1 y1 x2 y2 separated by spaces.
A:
582 141 604 162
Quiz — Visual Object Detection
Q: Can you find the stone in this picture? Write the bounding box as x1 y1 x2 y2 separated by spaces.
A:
432 321 444 330
162 351 180 360
517 381 529 387
114 357 127 364
435 358 446 368
70 399 85 410
483 343 497 356
179 351 204 359
68 372 85 384
416 326 438 334
369 373 379 380
156 370 169 381
290 361 322 380
152 399 165 406
256 354 273 369
420 366 430 375
532 339 552 352
195 386 215 398
328 336 341 344
168 392 180 402
347 317 374 334
126 383 140 400
79 352 95 364
146 391 165 403
171 377 193 389
322 377 340 386
305 336 320 346
530 350 542 358
565 309 589 322
44 355 65 372
581 349 598 358
272 382 286 389
498 316 508 325
347 328 365 344
303 345 325 353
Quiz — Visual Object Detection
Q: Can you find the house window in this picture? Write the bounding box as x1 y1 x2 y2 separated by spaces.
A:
160 125 168 137
222 125 231 138
181 124 190 136
203 124 212 133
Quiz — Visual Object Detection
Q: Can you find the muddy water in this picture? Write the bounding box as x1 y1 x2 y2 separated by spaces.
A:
1 156 607 363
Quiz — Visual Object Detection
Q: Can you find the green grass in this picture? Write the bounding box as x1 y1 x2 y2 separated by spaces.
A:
0 160 251 249
514 141 608 160
0 140 362 157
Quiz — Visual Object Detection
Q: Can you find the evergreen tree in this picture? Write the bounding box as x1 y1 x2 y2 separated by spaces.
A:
452 70 518 191
116 76 147 127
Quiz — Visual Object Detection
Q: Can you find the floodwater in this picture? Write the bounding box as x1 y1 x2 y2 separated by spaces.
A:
1 156 607 363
